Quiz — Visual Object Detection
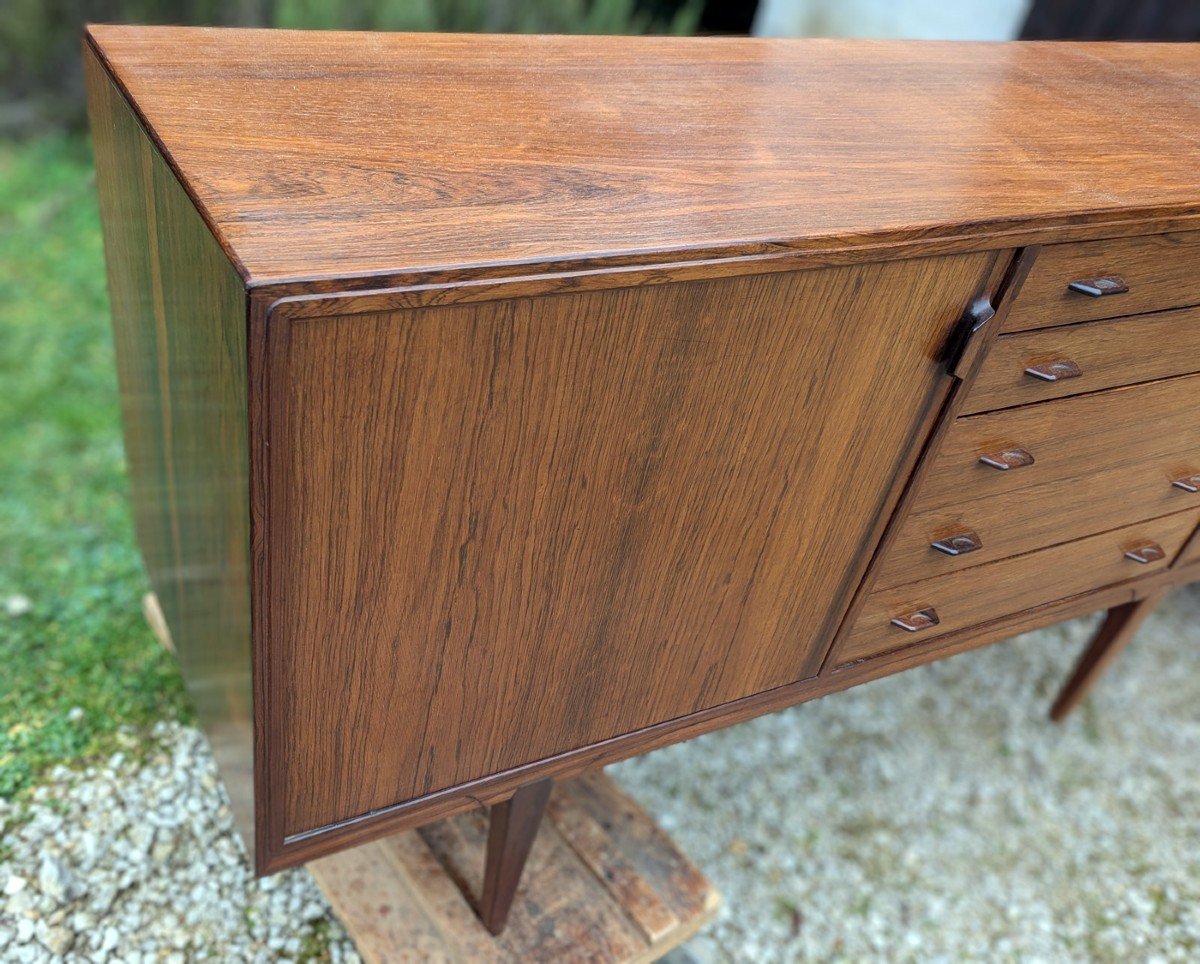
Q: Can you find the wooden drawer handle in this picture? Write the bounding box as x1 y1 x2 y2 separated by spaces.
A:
890 607 940 633
930 529 982 556
1171 473 1200 493
1123 541 1165 564
1067 276 1128 297
1024 357 1082 382
979 447 1035 471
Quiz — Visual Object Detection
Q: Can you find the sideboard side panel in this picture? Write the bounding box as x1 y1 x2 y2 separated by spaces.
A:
85 47 255 856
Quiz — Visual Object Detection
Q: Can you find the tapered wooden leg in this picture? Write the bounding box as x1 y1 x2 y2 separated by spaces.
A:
1050 590 1168 722
478 778 553 935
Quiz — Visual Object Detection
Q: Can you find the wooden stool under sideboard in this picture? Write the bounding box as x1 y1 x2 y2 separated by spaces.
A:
85 25 1200 947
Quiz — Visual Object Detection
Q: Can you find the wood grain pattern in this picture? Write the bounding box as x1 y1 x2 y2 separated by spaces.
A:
1004 232 1200 331
966 305 1200 413
252 551 1192 868
910 374 1200 516
843 508 1200 664
85 26 1200 288
84 45 256 857
819 247 1037 649
265 252 994 845
876 461 1200 589
308 772 718 963
876 372 1200 588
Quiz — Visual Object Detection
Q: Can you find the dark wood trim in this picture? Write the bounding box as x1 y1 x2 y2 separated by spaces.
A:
248 290 275 875
253 217 1200 311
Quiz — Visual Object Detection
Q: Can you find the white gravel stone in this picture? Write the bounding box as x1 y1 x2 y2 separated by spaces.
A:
1 586 1197 960
0 723 359 963
36 857 73 904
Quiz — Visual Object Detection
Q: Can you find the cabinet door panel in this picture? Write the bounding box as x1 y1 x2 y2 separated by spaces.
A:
268 253 996 836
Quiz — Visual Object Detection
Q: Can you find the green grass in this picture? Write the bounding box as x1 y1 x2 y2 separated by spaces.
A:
0 134 190 804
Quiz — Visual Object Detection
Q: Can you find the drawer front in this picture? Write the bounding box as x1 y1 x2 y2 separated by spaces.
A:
843 509 1200 664
916 374 1200 515
1005 232 1200 332
965 306 1200 415
875 460 1200 590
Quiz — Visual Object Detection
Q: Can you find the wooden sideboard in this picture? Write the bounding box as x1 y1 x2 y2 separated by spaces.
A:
85 26 1200 932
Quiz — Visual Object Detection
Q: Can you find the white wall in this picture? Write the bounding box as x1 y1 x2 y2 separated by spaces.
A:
754 0 1032 40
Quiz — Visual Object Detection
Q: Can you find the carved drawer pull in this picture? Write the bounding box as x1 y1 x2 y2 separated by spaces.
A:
890 607 940 633
978 447 1035 471
930 529 982 556
1024 357 1082 382
1123 541 1165 564
1171 473 1200 493
1067 276 1128 297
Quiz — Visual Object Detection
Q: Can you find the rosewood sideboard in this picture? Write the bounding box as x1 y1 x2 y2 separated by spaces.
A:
85 26 1200 933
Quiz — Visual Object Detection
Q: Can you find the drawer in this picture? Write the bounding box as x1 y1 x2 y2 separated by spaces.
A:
1005 232 1200 332
916 374 1200 515
843 509 1200 665
875 458 1200 589
964 306 1200 415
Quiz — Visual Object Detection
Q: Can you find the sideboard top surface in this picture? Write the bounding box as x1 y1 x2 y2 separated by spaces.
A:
86 26 1200 287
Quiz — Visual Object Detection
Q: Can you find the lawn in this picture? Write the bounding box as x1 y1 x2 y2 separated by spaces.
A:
0 134 190 810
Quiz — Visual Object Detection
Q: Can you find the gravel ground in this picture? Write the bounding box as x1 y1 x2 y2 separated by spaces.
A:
2 585 1198 962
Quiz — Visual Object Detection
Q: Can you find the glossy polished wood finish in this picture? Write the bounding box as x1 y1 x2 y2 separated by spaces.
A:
267 254 992 841
843 509 1200 665
87 26 1200 889
966 306 1200 414
479 780 554 935
912 375 1200 516
876 373 1200 588
85 27 1200 289
84 46 255 856
877 462 1200 590
1005 233 1200 332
